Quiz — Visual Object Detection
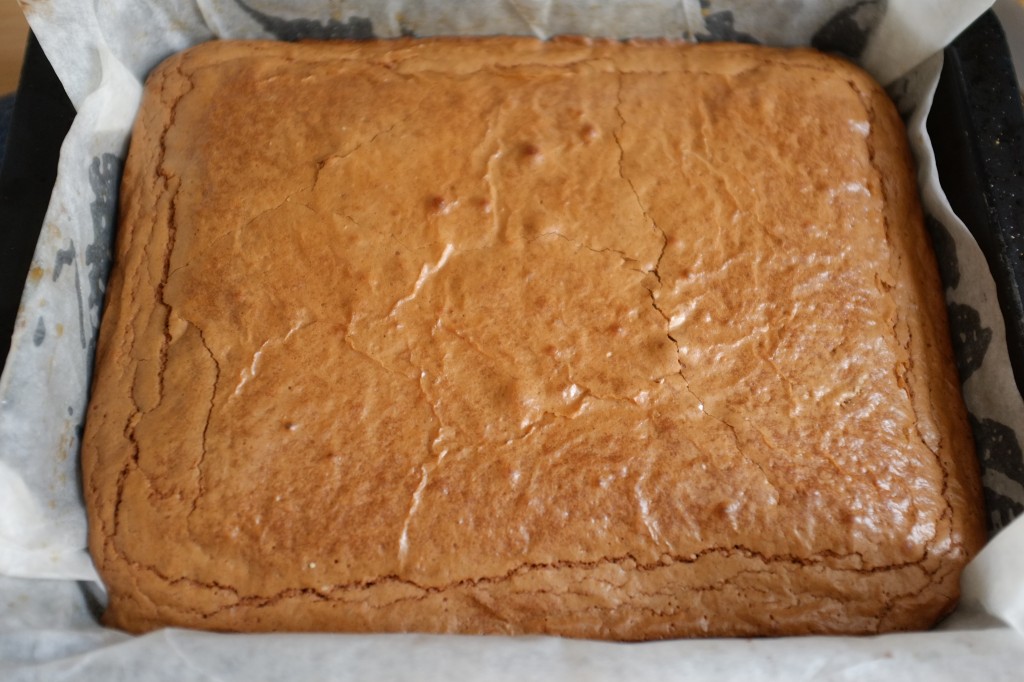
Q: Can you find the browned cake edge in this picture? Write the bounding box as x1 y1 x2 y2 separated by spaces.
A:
81 38 986 639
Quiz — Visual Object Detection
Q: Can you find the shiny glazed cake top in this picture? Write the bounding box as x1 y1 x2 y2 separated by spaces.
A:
83 38 984 638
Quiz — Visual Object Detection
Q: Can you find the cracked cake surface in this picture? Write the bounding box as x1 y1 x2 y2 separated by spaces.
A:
82 37 985 638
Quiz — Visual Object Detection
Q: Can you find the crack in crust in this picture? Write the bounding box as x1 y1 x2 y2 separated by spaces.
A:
114 540 938 621
109 60 194 540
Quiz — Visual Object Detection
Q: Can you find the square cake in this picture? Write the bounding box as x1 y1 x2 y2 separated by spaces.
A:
82 37 985 638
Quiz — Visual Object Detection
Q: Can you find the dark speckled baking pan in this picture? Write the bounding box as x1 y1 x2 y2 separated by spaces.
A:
930 11 1024 399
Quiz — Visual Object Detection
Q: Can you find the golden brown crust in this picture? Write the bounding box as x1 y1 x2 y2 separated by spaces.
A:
82 37 985 639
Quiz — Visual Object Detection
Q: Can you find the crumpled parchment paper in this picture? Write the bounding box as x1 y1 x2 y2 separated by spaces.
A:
3 1 1023 679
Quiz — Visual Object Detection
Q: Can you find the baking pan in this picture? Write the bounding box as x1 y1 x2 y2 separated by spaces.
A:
930 10 1024 399
0 33 75 368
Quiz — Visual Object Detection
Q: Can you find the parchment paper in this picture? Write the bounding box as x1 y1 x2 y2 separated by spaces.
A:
993 0 1024 89
4 1 1024 679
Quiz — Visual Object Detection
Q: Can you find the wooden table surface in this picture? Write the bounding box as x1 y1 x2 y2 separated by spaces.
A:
0 2 29 94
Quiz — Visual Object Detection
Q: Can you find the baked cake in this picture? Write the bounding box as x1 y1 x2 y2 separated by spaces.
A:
82 38 985 638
